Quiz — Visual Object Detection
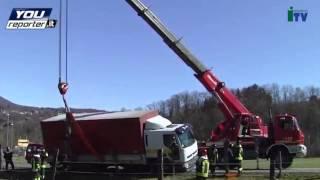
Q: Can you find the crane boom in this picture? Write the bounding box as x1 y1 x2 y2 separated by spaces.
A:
126 0 251 121
127 0 206 74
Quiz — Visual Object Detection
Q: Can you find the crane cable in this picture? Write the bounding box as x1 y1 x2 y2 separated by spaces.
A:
58 0 72 159
58 0 70 102
65 0 69 84
58 0 69 111
57 0 101 160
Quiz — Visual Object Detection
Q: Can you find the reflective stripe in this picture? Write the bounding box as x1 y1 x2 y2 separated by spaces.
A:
234 145 243 160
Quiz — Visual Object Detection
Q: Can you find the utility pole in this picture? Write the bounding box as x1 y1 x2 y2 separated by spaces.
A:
10 120 14 149
6 113 9 147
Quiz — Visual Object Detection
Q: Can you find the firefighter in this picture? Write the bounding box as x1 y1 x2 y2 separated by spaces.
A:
39 149 48 180
31 153 41 180
196 149 210 180
163 135 180 173
234 138 244 175
3 147 14 170
223 139 233 174
167 135 179 160
208 144 218 175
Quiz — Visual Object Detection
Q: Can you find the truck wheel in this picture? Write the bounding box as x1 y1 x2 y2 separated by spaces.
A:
270 148 293 169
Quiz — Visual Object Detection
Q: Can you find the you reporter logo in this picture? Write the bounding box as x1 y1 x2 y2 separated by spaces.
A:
7 8 56 29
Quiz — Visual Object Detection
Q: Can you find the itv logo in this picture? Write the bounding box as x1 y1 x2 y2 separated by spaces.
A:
288 7 308 22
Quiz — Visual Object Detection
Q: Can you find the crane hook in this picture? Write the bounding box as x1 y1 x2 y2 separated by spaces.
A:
58 81 69 95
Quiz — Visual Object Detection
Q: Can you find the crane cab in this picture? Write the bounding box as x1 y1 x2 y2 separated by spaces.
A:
273 115 304 144
273 114 306 157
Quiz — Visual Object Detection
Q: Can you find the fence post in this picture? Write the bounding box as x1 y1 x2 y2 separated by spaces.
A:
172 161 175 176
0 145 2 170
157 149 164 180
52 148 59 180
255 137 260 170
269 154 275 180
223 139 230 174
277 151 282 178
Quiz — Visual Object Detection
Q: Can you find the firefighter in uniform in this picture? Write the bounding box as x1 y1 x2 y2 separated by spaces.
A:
31 153 41 180
168 136 179 160
234 138 244 175
3 147 14 170
208 144 218 175
196 149 210 180
40 149 48 180
223 139 233 174
164 135 180 173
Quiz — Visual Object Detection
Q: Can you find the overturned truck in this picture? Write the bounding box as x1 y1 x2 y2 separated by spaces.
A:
41 110 198 172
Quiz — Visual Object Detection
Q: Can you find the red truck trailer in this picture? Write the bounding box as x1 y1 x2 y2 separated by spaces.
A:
41 110 198 171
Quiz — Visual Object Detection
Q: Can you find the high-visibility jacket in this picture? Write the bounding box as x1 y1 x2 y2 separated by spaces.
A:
234 144 243 161
31 157 41 172
31 154 43 180
196 156 210 178
41 164 46 177
40 152 48 180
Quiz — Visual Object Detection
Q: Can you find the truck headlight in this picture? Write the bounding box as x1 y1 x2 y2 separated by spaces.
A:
184 162 189 169
296 144 307 157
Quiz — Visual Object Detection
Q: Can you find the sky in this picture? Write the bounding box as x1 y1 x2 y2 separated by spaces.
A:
0 0 319 111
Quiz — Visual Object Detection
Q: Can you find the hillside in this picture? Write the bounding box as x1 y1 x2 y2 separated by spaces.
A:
0 96 104 145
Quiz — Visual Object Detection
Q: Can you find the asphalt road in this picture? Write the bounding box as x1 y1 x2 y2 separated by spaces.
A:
1 156 319 180
0 168 319 180
242 168 320 176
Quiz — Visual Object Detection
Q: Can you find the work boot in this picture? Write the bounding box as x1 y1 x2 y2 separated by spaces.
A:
237 167 243 176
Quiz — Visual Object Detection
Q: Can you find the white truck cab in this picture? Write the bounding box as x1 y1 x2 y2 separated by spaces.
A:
144 115 198 171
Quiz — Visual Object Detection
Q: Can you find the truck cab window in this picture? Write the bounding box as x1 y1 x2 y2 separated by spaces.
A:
163 134 180 160
281 120 295 130
240 116 250 136
145 135 148 146
163 134 178 148
177 128 196 148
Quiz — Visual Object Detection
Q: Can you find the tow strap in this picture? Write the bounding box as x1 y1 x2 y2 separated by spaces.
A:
58 84 101 160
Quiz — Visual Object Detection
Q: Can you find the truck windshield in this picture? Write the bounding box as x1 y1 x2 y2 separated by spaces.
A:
280 117 300 131
176 126 196 148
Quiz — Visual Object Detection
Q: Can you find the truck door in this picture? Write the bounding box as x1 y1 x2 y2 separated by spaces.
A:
163 134 180 160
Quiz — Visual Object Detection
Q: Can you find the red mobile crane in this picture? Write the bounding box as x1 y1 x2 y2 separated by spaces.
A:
126 0 307 168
